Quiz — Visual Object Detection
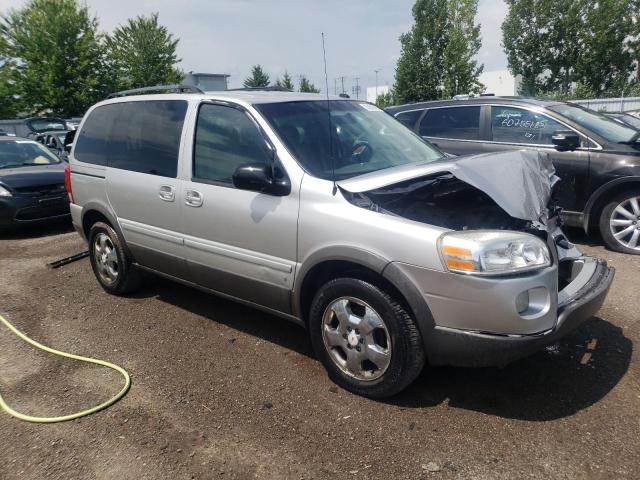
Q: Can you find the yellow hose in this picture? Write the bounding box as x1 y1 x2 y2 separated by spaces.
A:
0 313 130 423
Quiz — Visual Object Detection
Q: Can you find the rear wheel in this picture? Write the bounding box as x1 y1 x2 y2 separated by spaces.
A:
88 222 141 294
308 277 425 398
599 189 640 255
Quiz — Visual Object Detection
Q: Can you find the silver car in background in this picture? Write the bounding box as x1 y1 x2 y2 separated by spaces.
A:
66 89 614 397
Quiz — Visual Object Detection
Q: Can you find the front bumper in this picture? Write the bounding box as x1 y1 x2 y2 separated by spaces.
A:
0 193 70 228
425 257 614 367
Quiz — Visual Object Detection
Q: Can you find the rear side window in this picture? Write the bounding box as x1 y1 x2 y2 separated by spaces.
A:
73 104 118 166
394 110 423 129
491 106 564 145
193 103 271 185
419 106 481 140
74 100 187 177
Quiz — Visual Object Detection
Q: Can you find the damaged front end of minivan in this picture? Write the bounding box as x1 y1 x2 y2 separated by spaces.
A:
338 150 615 367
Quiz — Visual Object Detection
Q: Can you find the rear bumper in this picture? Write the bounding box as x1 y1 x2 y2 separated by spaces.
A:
426 257 614 367
0 194 70 228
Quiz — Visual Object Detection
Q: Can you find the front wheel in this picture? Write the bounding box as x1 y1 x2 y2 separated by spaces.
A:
599 189 640 255
308 277 425 398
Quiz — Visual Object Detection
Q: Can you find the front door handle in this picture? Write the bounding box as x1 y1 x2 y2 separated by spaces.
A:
158 185 175 202
185 190 203 207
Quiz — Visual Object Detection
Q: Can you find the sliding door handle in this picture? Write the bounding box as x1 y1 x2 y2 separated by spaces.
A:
185 190 203 207
158 185 175 202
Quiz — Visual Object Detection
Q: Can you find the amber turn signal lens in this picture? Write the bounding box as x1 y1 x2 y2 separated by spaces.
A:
446 259 475 271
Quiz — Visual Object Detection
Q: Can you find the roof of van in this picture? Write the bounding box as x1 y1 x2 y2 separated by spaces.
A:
104 90 354 105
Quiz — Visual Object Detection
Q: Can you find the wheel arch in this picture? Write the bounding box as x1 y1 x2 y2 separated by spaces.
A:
80 203 134 258
293 247 436 353
583 176 640 232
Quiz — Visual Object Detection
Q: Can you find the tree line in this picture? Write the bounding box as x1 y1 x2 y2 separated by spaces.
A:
389 0 640 106
0 0 182 118
243 65 320 93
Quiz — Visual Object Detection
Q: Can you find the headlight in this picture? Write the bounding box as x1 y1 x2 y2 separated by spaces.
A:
0 185 12 197
439 230 551 276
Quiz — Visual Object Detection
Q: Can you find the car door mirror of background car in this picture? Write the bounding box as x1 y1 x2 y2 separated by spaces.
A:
552 130 581 152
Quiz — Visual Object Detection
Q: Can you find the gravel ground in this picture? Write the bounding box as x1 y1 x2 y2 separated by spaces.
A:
0 223 638 480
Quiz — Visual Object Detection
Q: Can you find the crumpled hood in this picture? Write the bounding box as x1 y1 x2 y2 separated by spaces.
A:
337 150 557 224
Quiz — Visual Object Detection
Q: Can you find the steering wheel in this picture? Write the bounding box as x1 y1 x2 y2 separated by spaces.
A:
350 140 373 164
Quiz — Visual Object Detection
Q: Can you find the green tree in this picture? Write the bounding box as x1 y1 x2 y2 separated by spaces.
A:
0 59 21 117
0 0 109 117
375 90 396 108
275 70 295 90
575 0 637 96
503 0 638 97
501 0 549 96
244 64 270 88
441 0 484 98
299 75 320 93
395 0 483 103
105 13 182 91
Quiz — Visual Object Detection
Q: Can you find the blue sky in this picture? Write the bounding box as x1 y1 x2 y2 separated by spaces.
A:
3 0 509 92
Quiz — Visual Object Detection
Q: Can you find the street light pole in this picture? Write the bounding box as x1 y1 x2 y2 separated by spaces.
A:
374 69 381 101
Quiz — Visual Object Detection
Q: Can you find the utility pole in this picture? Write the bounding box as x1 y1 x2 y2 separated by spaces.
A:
336 76 346 95
353 77 360 99
374 68 381 101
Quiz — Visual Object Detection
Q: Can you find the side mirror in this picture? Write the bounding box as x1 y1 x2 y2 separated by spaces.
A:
552 131 580 152
232 163 272 192
64 130 76 153
232 162 290 196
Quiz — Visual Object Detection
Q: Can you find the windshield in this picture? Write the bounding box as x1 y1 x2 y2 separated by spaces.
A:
27 118 67 133
256 101 443 180
548 104 638 143
0 140 61 169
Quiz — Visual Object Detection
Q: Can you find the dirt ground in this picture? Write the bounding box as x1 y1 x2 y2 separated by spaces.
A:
0 222 638 480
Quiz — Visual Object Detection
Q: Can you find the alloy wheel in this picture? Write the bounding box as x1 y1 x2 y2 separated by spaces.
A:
93 232 119 284
609 195 640 251
321 297 391 381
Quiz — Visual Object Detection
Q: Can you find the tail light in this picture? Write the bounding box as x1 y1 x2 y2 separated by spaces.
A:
64 164 74 203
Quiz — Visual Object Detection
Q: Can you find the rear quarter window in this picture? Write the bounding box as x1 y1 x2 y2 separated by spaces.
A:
74 100 188 177
394 110 423 129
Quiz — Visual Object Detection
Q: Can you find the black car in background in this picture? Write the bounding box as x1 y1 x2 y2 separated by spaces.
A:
0 117 69 138
387 97 640 254
0 137 70 230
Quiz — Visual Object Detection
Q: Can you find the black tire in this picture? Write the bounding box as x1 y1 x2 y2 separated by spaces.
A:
88 221 141 294
308 277 425 398
599 188 640 255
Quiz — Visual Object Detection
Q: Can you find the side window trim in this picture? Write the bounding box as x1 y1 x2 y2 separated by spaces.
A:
190 100 280 188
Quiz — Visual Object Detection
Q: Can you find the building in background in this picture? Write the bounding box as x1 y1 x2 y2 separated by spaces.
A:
479 69 521 96
366 85 390 103
183 72 229 91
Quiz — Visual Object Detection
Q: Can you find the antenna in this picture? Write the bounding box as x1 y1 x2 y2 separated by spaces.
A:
322 32 337 195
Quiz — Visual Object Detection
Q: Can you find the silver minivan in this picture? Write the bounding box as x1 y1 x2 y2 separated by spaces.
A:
67 89 614 397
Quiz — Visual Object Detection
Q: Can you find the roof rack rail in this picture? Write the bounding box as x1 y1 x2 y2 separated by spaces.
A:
107 84 204 99
226 86 293 92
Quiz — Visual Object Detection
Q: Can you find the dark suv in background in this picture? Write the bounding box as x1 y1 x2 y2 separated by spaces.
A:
387 98 640 255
